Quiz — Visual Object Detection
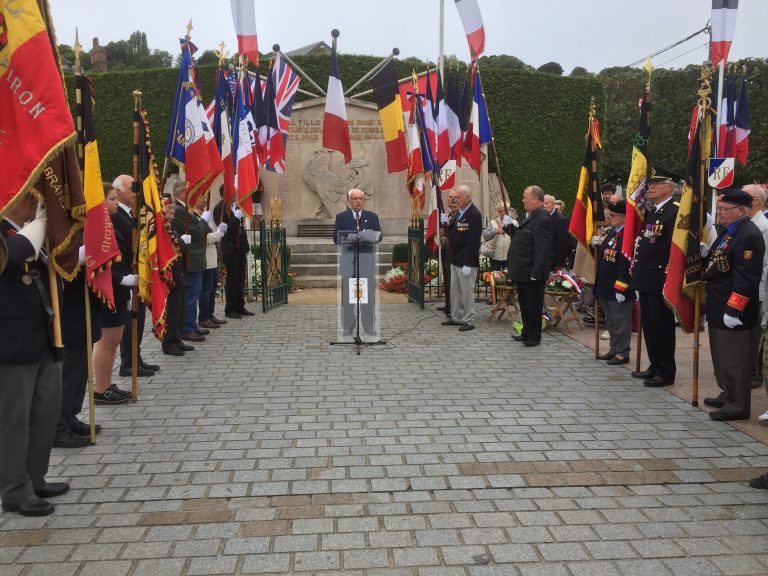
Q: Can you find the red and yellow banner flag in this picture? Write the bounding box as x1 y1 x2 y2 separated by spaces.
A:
569 113 603 248
78 74 121 309
0 0 76 215
663 99 712 333
137 108 180 339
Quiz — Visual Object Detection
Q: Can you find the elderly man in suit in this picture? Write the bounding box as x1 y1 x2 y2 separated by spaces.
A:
543 194 569 271
111 174 159 378
333 188 381 243
0 194 70 516
507 185 553 347
441 185 482 332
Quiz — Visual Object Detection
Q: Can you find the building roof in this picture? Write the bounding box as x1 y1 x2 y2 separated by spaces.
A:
286 41 331 57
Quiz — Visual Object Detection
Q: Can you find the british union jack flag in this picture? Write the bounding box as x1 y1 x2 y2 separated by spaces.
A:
262 54 300 174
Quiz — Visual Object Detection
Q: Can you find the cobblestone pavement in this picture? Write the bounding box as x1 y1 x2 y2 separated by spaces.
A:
3 303 768 576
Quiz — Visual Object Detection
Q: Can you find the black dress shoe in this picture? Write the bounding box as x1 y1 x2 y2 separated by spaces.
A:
703 397 725 408
139 360 160 371
597 352 616 361
643 376 673 387
607 355 629 365
34 481 70 498
182 332 205 342
194 326 210 335
53 431 91 448
511 334 526 341
71 420 101 436
709 410 749 421
749 474 768 489
458 323 475 332
225 311 243 319
524 340 540 347
119 366 154 377
177 342 195 351
2 495 54 516
162 345 185 357
441 319 461 326
632 368 655 379
238 308 255 316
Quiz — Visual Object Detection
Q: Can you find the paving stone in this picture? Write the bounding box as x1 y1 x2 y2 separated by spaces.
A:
343 548 390 569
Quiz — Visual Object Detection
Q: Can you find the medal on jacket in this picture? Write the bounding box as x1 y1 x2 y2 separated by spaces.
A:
21 263 32 285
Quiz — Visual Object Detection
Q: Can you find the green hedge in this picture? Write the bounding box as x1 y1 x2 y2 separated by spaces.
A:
67 55 767 216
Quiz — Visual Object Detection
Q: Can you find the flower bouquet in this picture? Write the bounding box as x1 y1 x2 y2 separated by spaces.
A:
545 269 586 294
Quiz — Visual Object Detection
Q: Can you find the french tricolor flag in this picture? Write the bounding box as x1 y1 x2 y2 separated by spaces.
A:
230 0 259 64
711 0 739 67
322 35 351 163
454 0 485 60
207 69 235 203
463 64 492 173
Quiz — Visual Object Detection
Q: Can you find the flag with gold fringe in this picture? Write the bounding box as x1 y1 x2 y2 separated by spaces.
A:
663 82 713 333
77 73 121 309
0 0 77 216
138 108 180 339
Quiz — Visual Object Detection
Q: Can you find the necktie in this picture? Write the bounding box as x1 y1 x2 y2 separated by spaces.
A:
355 213 360 230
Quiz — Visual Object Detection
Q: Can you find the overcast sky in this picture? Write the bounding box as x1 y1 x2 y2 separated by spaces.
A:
50 0 768 73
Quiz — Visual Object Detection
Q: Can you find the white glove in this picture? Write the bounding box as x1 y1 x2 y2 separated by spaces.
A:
502 215 513 226
615 292 626 303
120 274 138 287
201 210 213 225
17 212 47 259
217 222 228 235
462 265 471 277
723 313 743 329
700 242 710 258
530 276 537 281
78 245 86 264
232 205 244 220
590 235 601 246
180 234 192 245
440 213 449 225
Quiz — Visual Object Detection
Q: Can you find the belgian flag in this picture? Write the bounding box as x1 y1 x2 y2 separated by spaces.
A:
77 73 121 309
370 60 408 173
137 108 180 339
568 113 603 249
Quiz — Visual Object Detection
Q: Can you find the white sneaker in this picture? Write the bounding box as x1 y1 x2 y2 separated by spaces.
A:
600 330 609 340
759 411 768 422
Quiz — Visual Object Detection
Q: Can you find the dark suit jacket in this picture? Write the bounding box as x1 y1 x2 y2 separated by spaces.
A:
631 199 679 293
0 220 52 364
172 200 207 272
62 265 103 347
111 206 135 266
213 201 250 257
705 218 765 330
333 209 381 244
448 203 482 268
549 209 570 271
507 207 553 282
595 227 635 301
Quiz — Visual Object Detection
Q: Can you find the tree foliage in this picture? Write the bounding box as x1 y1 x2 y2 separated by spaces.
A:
477 54 534 71
537 61 564 75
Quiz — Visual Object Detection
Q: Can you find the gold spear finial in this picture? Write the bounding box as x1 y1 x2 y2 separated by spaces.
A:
411 69 419 92
643 58 653 90
215 41 229 67
589 96 596 118
185 19 193 40
73 28 82 66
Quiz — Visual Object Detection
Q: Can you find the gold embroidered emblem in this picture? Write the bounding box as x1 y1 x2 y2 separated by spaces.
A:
744 250 753 260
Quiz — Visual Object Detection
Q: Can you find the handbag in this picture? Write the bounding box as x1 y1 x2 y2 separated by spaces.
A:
479 236 497 258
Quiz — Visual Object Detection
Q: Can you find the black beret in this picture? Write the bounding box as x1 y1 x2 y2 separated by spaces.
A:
649 166 681 182
718 188 753 207
606 199 626 214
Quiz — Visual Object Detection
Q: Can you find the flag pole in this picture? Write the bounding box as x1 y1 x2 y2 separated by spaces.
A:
711 59 725 223
344 50 399 97
692 66 713 408
474 64 508 213
74 31 97 443
635 60 653 372
587 99 602 359
436 0 445 303
130 90 142 402
275 47 327 96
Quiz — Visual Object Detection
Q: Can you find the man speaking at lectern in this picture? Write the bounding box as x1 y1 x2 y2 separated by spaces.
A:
333 189 381 244
333 189 382 341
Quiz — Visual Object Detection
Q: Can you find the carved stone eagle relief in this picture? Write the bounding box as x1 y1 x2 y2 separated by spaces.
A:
302 149 372 218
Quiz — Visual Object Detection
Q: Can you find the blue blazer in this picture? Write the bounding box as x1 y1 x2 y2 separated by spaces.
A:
333 209 381 244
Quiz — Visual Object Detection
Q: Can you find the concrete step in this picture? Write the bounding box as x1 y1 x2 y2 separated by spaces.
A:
291 262 391 277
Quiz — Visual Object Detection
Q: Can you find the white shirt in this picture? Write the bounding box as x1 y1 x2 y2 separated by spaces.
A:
118 202 132 216
751 211 768 311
